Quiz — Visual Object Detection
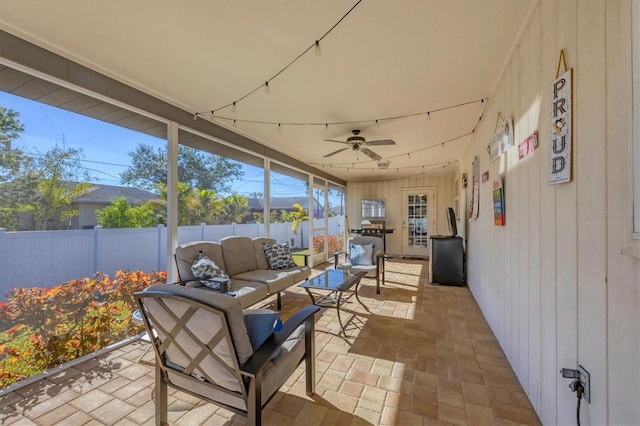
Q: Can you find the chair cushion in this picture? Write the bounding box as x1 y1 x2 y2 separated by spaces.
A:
191 251 229 290
350 243 374 266
252 237 276 270
243 308 283 360
263 243 296 269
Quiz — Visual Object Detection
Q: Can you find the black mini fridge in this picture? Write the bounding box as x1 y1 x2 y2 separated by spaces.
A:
429 208 465 286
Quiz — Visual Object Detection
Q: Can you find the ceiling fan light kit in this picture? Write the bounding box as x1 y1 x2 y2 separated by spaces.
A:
323 129 396 161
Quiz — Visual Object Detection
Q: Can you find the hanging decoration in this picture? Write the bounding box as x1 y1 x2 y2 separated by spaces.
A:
469 156 480 221
548 49 572 184
493 176 505 226
488 113 514 162
519 130 539 159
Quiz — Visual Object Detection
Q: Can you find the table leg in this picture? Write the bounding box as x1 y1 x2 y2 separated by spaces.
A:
354 279 367 309
304 288 316 305
336 290 345 335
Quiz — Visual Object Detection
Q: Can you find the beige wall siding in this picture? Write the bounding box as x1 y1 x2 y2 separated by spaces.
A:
456 1 640 424
346 174 453 256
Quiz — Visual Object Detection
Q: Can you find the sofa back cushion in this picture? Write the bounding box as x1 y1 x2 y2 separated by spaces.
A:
220 236 259 276
175 241 225 281
252 237 276 270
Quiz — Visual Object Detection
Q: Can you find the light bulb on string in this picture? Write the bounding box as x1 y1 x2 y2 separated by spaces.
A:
231 102 236 112
233 119 237 128
427 112 431 121
193 113 198 121
442 143 445 149
325 123 328 131
375 119 379 127
277 123 282 132
314 41 321 57
264 81 270 94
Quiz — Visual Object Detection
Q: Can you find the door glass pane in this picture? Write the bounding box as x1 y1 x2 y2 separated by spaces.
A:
312 187 325 256
328 184 346 252
407 193 428 248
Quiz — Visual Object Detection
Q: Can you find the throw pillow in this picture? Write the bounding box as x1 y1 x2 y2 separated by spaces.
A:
191 251 230 290
243 309 283 360
350 243 374 266
263 243 296 270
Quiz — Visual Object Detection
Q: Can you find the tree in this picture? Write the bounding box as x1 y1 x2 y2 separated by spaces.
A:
120 144 243 194
145 182 195 226
288 203 309 248
0 106 26 185
17 144 91 230
96 197 156 228
217 193 251 224
190 188 223 224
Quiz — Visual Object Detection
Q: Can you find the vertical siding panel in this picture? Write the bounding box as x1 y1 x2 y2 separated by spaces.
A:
605 1 639 424
539 0 558 422
554 1 579 424
527 4 543 411
509 42 522 372
576 2 608 424
517 29 530 391
502 60 514 353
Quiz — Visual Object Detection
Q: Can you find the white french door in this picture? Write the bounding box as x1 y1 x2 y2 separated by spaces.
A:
401 188 436 257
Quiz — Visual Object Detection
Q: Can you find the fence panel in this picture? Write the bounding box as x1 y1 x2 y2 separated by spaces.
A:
0 218 344 300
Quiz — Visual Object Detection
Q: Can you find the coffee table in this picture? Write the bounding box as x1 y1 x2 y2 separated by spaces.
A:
298 269 367 335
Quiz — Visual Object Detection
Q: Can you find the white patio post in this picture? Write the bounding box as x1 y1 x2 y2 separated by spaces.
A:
166 121 179 283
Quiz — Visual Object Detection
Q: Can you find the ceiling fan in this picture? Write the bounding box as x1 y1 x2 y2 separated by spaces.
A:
323 129 396 161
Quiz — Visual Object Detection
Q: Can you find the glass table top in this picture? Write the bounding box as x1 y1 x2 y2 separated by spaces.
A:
298 269 366 291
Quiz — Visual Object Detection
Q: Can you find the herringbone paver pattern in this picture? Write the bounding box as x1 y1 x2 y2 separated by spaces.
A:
0 259 541 425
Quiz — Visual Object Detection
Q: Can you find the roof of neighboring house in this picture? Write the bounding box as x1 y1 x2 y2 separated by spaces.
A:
73 184 159 205
247 197 323 211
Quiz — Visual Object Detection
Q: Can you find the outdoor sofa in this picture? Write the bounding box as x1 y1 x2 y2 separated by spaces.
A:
174 236 311 309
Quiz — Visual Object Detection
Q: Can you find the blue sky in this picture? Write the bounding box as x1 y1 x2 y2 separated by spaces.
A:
0 91 331 202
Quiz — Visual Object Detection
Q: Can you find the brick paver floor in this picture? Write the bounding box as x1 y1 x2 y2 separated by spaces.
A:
0 259 541 425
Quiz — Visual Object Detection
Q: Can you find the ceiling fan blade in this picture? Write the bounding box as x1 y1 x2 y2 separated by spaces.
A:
324 139 351 144
364 139 396 146
360 147 382 161
323 147 350 158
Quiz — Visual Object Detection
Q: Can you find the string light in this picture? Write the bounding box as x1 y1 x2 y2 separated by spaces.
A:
231 102 236 112
264 81 270 95
193 113 198 120
277 123 282 131
194 1 362 115
427 112 431 120
233 119 237 127
204 97 487 128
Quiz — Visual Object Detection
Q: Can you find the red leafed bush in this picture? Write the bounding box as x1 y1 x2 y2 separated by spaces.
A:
0 270 166 388
312 234 344 254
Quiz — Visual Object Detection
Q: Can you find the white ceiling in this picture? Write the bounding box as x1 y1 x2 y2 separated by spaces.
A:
0 0 535 181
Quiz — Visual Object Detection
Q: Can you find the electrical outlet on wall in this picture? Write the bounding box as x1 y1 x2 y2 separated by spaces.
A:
578 364 590 403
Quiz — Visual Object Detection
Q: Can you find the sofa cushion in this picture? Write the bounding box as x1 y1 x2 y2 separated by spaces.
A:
252 237 276 270
175 241 225 281
228 280 270 308
263 243 296 269
191 251 229 290
220 236 258 276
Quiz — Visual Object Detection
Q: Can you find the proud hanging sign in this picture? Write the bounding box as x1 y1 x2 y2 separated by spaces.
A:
548 50 572 184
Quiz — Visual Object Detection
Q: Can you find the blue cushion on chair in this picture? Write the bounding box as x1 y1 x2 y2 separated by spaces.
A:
350 243 374 266
243 309 283 360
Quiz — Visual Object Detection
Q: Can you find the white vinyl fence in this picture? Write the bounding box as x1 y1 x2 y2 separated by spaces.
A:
0 217 344 300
